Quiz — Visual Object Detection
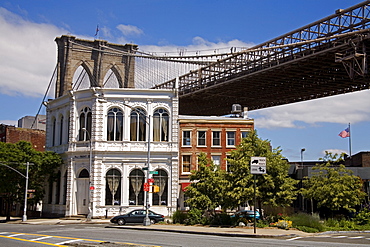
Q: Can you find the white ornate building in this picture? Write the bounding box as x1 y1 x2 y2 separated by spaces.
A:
43 36 179 218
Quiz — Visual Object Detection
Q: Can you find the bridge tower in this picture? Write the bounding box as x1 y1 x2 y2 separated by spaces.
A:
54 35 138 98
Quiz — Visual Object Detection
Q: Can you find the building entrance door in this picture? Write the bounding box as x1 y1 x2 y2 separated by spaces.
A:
77 178 89 215
77 169 90 215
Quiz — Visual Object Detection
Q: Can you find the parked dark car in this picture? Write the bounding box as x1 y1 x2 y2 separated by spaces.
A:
110 209 165 225
231 210 260 220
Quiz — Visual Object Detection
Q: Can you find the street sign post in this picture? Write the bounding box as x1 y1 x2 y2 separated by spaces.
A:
250 157 266 234
250 157 266 174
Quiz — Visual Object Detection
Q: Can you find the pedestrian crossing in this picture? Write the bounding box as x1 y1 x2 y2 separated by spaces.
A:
0 231 160 246
287 234 370 242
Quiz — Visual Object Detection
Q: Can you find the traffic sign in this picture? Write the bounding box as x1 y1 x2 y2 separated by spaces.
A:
147 178 154 183
149 171 158 175
143 183 150 191
250 157 266 174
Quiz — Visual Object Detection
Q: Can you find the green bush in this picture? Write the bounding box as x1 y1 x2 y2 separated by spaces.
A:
288 213 325 232
185 208 205 225
296 226 320 233
354 209 370 225
172 210 187 224
210 213 231 226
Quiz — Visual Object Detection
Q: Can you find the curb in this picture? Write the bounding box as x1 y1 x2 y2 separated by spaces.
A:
105 225 299 238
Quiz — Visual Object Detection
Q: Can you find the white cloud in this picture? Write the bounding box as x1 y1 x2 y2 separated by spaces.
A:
0 7 66 97
0 120 17 126
116 24 143 36
140 37 254 56
323 149 348 156
251 90 370 128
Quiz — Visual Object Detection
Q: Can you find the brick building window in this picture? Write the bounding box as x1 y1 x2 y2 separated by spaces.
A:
182 130 191 146
227 131 235 146
212 131 221 146
211 155 221 169
182 155 191 173
241 131 249 139
197 131 206 146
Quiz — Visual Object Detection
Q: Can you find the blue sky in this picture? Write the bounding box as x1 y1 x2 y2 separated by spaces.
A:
0 0 369 161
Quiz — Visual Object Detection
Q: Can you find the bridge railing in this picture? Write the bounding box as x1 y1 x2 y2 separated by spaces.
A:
153 1 370 93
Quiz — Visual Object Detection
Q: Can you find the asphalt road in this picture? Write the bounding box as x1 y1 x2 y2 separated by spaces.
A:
1 223 370 247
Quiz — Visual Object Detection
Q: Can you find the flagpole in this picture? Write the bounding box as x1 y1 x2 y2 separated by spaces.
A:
348 123 352 165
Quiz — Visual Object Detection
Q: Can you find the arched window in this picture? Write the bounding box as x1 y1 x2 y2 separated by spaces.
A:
79 107 92 141
152 169 168 206
78 169 89 178
105 169 121 205
55 171 61 204
63 171 67 205
52 117 56 146
107 108 123 141
59 116 64 145
128 169 145 205
153 108 169 142
130 108 146 141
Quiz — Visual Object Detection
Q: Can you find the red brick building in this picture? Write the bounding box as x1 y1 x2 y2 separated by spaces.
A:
0 124 46 152
177 114 254 210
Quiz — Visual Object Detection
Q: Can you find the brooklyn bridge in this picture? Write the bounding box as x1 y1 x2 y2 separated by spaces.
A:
59 1 370 116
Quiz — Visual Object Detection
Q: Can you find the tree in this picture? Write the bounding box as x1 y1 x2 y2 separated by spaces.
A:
185 153 228 215
301 152 366 214
0 141 63 220
225 130 298 213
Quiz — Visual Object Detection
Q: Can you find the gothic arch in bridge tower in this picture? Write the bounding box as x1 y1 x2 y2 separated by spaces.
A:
54 35 138 97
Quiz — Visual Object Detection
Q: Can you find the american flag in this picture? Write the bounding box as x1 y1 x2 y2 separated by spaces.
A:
338 127 350 138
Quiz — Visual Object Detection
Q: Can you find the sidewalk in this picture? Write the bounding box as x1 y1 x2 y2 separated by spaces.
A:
1 216 314 238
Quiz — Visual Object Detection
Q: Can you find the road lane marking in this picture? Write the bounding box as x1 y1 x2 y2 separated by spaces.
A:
8 233 24 237
56 239 82 245
348 236 364 239
31 236 53 241
0 235 64 246
332 235 347 238
286 237 302 241
0 232 162 247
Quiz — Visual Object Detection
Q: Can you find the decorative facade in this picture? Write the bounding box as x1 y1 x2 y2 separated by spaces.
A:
43 36 179 218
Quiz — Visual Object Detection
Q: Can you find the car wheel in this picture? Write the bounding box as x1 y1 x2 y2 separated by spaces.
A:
150 219 156 224
117 218 126 225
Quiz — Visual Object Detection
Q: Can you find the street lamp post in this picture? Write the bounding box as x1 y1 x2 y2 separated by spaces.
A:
300 148 305 211
300 148 305 168
82 128 92 221
23 162 30 222
0 162 31 222
123 103 151 226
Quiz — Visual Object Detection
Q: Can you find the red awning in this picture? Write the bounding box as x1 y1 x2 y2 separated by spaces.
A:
181 182 191 192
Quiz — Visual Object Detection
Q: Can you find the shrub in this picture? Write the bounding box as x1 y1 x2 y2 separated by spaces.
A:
296 226 320 233
185 208 206 225
210 213 231 226
172 210 187 224
276 220 292 229
288 213 325 232
354 209 370 225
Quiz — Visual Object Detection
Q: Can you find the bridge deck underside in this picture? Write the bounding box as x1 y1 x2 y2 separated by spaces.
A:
179 40 370 116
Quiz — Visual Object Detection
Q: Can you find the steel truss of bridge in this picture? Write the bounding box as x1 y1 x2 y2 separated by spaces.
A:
153 1 370 116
